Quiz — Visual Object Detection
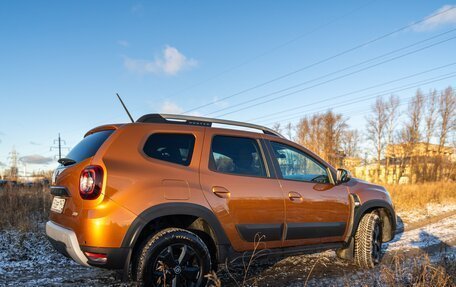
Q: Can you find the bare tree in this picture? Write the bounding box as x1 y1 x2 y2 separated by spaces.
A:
285 122 293 140
403 90 425 183
341 129 360 158
297 115 324 156
385 95 400 182
436 86 456 180
385 95 400 145
422 89 438 181
296 110 347 166
366 97 388 183
272 123 282 134
322 111 347 166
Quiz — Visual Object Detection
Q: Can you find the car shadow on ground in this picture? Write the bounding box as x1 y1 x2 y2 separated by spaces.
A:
411 230 455 255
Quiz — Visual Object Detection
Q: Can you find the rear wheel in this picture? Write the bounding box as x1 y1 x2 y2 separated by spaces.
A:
354 213 382 268
136 228 211 287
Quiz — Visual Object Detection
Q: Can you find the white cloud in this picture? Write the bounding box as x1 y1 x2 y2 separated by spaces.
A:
29 141 41 146
413 5 456 31
124 45 198 76
160 101 184 114
117 40 129 47
19 155 53 165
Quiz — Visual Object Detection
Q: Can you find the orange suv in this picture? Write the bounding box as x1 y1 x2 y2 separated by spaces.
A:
46 114 396 286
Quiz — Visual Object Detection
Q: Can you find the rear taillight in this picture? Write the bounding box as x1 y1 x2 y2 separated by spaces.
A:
79 165 103 200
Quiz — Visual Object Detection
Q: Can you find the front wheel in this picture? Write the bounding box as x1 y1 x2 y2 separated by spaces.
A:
136 228 212 287
354 213 382 268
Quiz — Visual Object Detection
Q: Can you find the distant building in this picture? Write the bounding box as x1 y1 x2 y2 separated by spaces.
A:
348 142 455 184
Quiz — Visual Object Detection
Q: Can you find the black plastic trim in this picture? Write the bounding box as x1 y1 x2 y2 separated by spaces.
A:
351 199 396 241
121 203 230 248
50 186 71 197
259 139 277 179
236 223 283 242
47 236 70 258
285 222 346 240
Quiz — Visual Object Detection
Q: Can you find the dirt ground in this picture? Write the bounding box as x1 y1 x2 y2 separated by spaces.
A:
0 208 455 287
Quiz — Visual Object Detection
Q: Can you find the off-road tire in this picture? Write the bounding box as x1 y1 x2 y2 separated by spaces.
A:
354 213 382 269
136 228 211 287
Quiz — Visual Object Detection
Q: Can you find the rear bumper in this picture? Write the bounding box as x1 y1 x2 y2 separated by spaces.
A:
46 221 90 267
46 221 130 270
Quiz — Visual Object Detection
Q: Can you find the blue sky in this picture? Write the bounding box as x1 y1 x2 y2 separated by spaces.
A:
1 1 455 174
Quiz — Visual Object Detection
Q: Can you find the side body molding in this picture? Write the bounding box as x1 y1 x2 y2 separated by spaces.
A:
121 203 230 248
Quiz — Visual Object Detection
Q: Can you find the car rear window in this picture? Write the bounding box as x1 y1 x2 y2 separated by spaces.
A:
66 130 114 163
143 133 195 166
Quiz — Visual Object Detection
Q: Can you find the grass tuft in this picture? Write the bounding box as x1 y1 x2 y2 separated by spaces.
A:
0 185 52 232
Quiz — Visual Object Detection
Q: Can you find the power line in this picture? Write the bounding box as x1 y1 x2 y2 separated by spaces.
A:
214 35 456 117
166 0 375 98
249 63 456 122
183 6 456 114
263 74 456 125
261 73 456 125
207 29 456 117
264 87 449 136
311 88 445 127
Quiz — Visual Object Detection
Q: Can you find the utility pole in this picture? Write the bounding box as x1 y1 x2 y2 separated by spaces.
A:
7 147 19 181
50 133 70 160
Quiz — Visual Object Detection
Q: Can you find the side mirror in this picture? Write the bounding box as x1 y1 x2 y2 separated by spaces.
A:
337 168 351 184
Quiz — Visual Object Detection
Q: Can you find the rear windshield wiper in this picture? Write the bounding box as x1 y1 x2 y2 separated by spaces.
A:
58 157 76 166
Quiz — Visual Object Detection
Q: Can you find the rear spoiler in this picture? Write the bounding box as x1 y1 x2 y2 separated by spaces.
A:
84 124 124 137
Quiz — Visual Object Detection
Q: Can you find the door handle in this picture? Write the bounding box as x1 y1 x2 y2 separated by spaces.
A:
212 186 230 198
288 191 303 201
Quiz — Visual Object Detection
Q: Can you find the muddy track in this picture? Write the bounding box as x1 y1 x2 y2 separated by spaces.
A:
1 212 455 286
397 209 456 233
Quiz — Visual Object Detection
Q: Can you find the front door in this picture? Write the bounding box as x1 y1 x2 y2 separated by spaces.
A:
199 129 285 251
267 140 350 247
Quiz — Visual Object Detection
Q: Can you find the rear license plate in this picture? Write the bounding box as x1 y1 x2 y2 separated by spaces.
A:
51 197 66 213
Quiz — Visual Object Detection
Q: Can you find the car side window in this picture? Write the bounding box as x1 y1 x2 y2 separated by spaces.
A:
270 141 329 184
143 133 195 166
210 135 266 177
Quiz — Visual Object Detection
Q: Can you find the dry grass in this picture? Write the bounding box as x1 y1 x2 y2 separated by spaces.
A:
0 185 52 232
380 253 455 287
386 182 456 212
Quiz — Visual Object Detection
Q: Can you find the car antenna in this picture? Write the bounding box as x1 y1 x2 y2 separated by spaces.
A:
116 93 134 123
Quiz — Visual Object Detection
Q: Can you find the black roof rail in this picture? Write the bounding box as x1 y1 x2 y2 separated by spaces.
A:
136 114 284 138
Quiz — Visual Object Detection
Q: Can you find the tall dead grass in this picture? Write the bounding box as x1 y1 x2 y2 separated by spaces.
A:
380 253 455 287
386 182 456 212
0 185 52 231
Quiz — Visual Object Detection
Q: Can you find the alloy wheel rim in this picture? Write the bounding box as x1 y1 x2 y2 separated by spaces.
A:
152 243 203 287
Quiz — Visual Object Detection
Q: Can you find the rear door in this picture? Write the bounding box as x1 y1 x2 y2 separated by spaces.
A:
199 129 285 251
266 140 350 247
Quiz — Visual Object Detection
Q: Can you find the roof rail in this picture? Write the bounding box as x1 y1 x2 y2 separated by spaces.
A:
136 114 284 138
